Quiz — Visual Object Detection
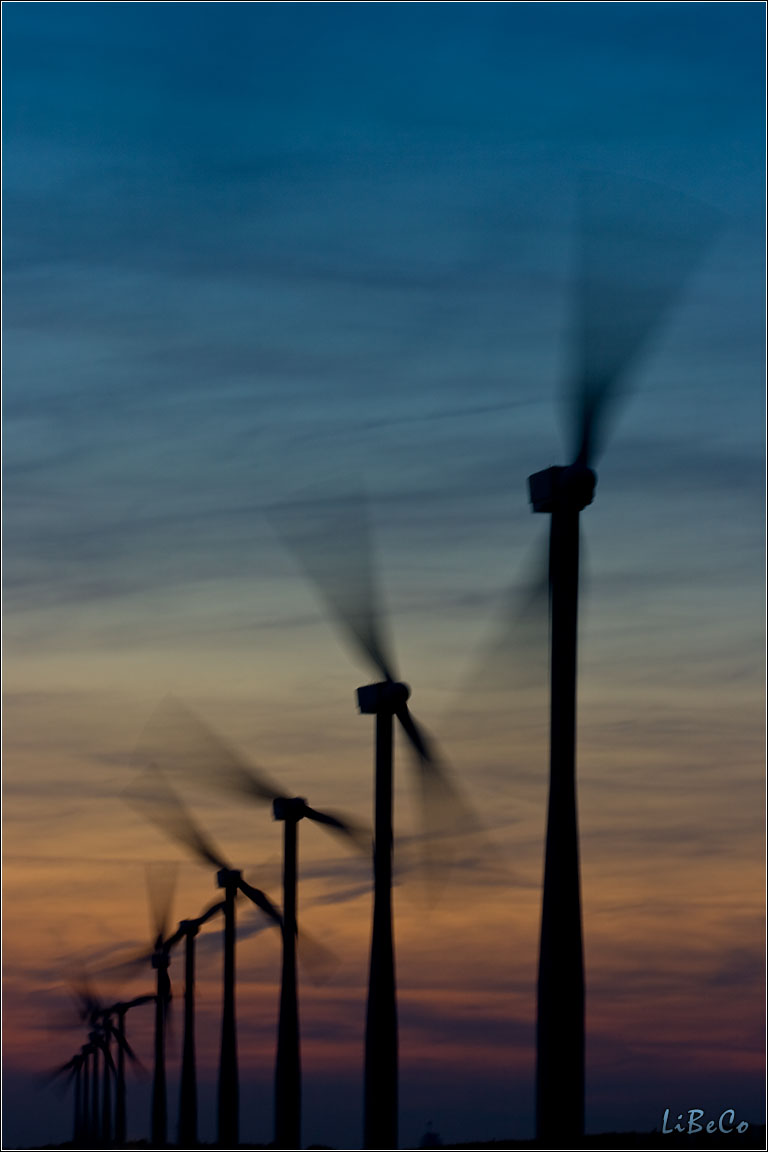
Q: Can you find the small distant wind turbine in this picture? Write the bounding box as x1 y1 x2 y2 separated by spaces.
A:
75 1025 115 1145
99 862 178 1146
271 492 479 1150
124 770 282 1148
78 1044 93 1144
69 980 143 1147
146 865 176 1149
171 902 225 1148
110 995 153 1147
65 974 152 1148
83 1039 101 1146
94 1024 117 1145
44 1048 88 1145
137 696 369 1150
526 173 718 1144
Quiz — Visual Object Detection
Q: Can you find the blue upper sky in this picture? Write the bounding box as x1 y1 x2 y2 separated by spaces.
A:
4 4 764 629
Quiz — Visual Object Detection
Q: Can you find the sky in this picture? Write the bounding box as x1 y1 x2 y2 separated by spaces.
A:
2 2 765 1148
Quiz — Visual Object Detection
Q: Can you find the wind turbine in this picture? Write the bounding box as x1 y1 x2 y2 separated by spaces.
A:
93 1024 117 1146
171 901 225 1148
110 995 153 1147
77 1025 115 1146
66 975 153 1148
105 890 227 1147
83 1038 99 1146
527 173 718 1144
98 861 179 1146
67 979 144 1148
53 1001 102 1146
43 1048 88 1146
143 864 177 1149
124 769 283 1148
137 696 369 1150
271 491 479 1150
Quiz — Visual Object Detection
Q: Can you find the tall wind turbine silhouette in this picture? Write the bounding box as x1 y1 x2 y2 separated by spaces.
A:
171 901 225 1148
99 862 179 1146
272 491 478 1150
528 174 718 1145
124 769 282 1148
137 696 369 1150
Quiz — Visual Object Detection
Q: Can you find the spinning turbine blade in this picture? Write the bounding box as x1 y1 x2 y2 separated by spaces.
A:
141 698 372 857
69 975 104 1027
274 482 488 1149
529 174 719 1146
137 696 286 804
40 1057 79 1089
124 768 230 871
472 545 550 695
301 804 371 856
145 862 178 946
269 489 398 682
569 172 720 466
110 1024 141 1068
273 487 480 848
236 876 283 926
91 947 157 983
296 924 340 985
395 702 486 888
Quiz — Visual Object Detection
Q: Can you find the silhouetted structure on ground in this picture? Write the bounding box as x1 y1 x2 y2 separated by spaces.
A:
271 490 480 1150
527 174 718 1146
134 698 367 1149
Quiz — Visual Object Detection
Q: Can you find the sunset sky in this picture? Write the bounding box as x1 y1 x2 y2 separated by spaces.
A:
2 3 765 1148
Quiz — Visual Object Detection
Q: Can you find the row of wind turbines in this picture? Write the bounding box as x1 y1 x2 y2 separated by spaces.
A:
47 174 717 1149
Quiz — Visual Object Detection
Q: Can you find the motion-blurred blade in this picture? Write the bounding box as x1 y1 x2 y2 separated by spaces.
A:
269 489 398 682
394 704 487 893
569 172 720 466
145 862 178 945
124 769 229 871
302 804 372 856
396 705 482 836
137 696 286 805
69 975 104 1027
91 948 155 984
457 535 551 707
97 1036 117 1074
123 993 157 1013
40 1056 78 1089
236 877 283 927
297 925 341 986
195 898 227 931
110 1023 141 1067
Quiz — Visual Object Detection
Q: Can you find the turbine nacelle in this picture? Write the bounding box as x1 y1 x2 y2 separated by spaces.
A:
528 464 597 514
356 680 411 714
216 867 242 890
273 796 308 822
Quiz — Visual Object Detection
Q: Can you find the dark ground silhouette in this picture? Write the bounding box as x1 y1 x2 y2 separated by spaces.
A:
29 1122 767 1150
